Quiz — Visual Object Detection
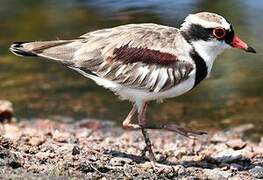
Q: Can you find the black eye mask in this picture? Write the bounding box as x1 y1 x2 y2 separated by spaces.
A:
224 25 235 45
182 24 235 45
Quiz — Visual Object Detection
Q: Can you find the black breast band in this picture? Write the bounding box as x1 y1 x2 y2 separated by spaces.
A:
190 50 208 88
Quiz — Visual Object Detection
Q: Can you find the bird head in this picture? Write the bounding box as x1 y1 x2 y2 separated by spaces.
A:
180 12 256 60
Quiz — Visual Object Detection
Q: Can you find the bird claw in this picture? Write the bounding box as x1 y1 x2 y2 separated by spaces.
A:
141 146 147 157
162 124 207 139
140 123 207 139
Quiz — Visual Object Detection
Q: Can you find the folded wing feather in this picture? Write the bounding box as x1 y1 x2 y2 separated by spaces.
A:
10 23 194 93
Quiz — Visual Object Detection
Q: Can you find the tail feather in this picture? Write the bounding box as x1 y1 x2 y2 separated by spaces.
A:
9 40 82 62
10 42 38 57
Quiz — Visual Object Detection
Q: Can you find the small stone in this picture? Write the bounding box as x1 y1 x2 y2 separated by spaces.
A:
109 157 133 166
9 160 22 169
123 164 138 177
174 165 186 176
75 129 93 139
49 153 55 158
211 132 228 143
230 163 243 171
221 165 230 171
3 124 20 140
52 130 71 143
173 147 188 158
0 100 14 122
29 136 45 146
249 166 263 179
140 162 153 170
8 153 22 169
203 168 231 179
35 152 50 160
72 145 80 156
226 139 247 150
0 136 12 149
213 148 250 163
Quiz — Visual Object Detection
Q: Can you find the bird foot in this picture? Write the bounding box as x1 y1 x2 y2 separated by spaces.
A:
140 129 157 162
141 123 207 139
163 123 207 138
140 145 173 173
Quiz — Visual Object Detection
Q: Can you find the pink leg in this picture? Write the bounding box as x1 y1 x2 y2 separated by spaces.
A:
122 103 156 162
141 123 207 139
138 103 207 138
122 102 206 164
122 104 206 138
122 105 140 130
138 102 156 162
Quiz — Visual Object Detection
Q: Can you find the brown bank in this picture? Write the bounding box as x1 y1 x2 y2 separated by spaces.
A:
0 100 263 179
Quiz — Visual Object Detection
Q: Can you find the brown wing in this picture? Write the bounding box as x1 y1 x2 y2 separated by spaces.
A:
76 45 194 92
92 57 194 93
10 23 194 92
74 24 194 92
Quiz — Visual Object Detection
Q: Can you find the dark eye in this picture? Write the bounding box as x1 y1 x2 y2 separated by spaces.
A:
213 27 226 39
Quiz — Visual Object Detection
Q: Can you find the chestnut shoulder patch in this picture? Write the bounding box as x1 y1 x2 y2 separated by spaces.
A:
110 44 178 66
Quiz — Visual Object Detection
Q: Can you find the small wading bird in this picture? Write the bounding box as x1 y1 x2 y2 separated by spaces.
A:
10 12 256 165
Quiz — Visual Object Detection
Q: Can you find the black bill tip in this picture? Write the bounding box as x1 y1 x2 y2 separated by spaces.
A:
246 46 256 53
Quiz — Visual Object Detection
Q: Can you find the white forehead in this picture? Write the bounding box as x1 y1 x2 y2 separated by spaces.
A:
181 12 230 30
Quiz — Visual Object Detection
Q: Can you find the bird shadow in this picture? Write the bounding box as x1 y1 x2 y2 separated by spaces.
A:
106 149 255 171
107 150 148 164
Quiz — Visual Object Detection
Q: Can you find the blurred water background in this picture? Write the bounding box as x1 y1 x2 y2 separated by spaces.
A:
0 0 262 139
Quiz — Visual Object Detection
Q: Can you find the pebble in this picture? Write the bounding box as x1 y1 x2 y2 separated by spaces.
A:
203 168 231 179
0 100 14 122
123 164 138 177
211 132 228 143
173 165 186 175
29 136 45 146
226 139 247 150
35 152 50 160
52 130 72 143
213 149 250 163
109 157 133 166
230 163 244 171
3 124 20 140
249 166 263 179
72 145 80 155
221 165 230 171
75 129 93 139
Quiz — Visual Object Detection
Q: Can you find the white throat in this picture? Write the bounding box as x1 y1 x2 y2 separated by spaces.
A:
191 40 230 75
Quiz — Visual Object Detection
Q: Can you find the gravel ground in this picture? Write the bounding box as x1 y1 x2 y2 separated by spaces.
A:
0 100 263 179
0 118 263 179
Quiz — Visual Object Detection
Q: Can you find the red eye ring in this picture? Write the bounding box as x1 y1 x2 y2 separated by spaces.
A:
213 27 226 39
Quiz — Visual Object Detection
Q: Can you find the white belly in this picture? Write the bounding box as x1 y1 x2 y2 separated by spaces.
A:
116 73 195 102
71 67 196 103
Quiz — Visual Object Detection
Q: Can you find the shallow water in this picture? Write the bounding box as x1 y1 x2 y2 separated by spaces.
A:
0 0 263 138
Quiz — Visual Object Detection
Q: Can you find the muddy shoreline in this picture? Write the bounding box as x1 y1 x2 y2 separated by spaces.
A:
0 100 262 179
0 115 262 179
